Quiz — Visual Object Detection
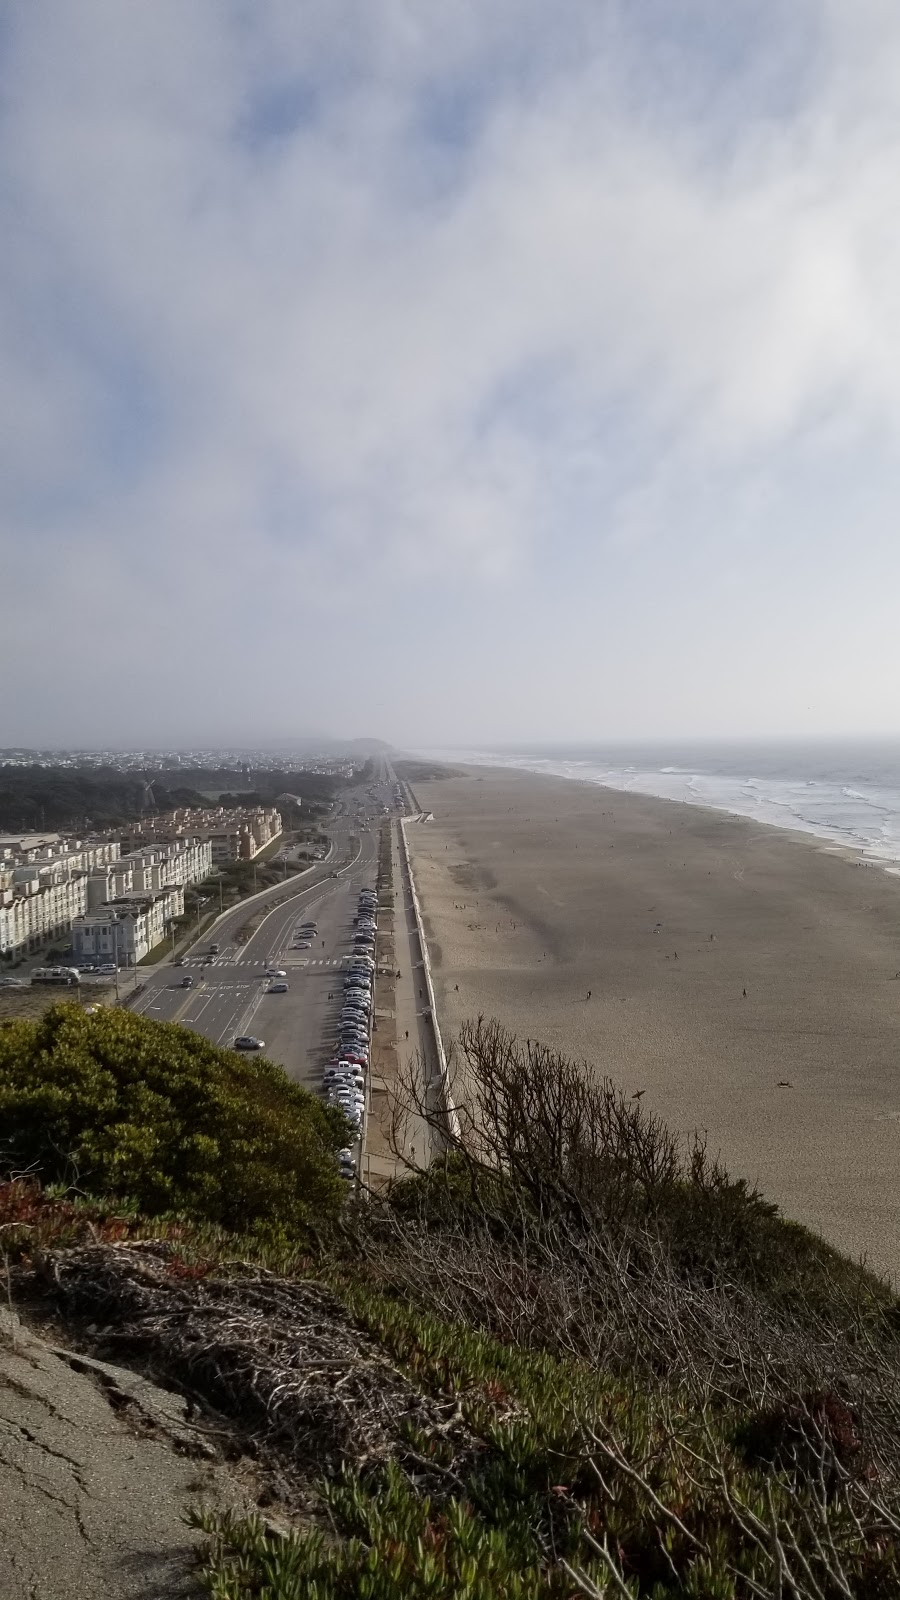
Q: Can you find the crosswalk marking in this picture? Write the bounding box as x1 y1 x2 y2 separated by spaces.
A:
176 954 344 969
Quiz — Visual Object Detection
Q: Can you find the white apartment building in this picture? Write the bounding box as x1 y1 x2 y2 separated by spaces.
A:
123 807 281 862
117 837 212 891
0 869 88 958
0 837 120 874
71 883 185 967
0 832 208 960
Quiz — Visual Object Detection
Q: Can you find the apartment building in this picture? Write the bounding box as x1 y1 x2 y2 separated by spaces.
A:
0 832 209 960
72 883 185 967
123 806 282 862
122 836 212 890
0 868 88 958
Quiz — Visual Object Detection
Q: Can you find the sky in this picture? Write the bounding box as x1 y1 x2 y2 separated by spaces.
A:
3 0 900 749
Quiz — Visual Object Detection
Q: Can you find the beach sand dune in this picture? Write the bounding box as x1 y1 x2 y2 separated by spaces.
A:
406 767 900 1282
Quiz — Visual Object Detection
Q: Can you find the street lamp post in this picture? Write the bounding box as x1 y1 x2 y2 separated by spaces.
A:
111 917 119 1001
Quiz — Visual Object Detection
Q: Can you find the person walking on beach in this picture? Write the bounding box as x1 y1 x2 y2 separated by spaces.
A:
586 989 592 1001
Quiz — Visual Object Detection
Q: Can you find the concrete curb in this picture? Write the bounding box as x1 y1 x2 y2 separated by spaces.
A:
399 817 460 1140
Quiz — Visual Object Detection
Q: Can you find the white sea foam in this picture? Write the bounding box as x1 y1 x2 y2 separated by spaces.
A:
416 744 900 869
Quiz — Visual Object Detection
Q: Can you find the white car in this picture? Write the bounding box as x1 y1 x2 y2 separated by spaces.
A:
327 1084 363 1100
266 967 287 977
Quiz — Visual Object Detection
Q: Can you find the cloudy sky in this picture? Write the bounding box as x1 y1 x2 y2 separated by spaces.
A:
3 1 900 749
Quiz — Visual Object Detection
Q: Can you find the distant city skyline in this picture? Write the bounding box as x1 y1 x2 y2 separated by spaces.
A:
3 4 900 746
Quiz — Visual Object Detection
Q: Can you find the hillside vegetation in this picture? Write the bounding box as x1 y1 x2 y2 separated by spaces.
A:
0 1004 347 1228
4 1015 900 1597
0 764 206 831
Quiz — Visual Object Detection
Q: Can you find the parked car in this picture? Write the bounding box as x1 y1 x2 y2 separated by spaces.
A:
329 1088 360 1113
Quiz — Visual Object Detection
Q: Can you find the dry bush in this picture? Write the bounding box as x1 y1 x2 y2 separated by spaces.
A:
375 1019 900 1489
36 1240 479 1486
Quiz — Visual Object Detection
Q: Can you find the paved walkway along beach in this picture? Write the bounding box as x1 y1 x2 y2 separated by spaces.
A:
406 765 900 1283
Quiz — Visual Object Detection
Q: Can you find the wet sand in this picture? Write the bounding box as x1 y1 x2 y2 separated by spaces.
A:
405 766 900 1282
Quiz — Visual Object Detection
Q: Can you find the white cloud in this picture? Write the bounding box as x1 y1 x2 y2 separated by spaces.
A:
3 1 900 742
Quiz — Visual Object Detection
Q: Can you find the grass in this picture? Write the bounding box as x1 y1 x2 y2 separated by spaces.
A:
0 982 109 1022
138 938 178 965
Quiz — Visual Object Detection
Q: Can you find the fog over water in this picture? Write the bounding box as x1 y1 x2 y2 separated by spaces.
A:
419 742 900 866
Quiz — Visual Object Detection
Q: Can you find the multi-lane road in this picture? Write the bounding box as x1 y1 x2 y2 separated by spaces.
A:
129 774 389 1094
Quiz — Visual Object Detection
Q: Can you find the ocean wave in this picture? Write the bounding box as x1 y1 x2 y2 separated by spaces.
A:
417 746 900 869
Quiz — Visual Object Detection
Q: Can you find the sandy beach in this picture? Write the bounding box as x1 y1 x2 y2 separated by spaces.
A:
405 765 900 1282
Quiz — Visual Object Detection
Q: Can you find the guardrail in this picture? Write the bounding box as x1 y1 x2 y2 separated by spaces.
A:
398 817 460 1140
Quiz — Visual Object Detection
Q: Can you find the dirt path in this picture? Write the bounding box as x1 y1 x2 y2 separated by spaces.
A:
0 1306 250 1599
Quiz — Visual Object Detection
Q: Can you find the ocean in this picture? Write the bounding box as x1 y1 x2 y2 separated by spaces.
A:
417 741 900 870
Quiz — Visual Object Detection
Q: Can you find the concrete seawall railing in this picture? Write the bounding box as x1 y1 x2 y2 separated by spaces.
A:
398 817 460 1141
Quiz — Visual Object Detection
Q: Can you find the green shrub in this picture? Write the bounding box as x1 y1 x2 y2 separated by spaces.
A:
0 1004 347 1229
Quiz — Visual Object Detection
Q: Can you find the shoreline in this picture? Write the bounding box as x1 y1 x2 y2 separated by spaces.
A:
415 751 900 876
405 764 900 1283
